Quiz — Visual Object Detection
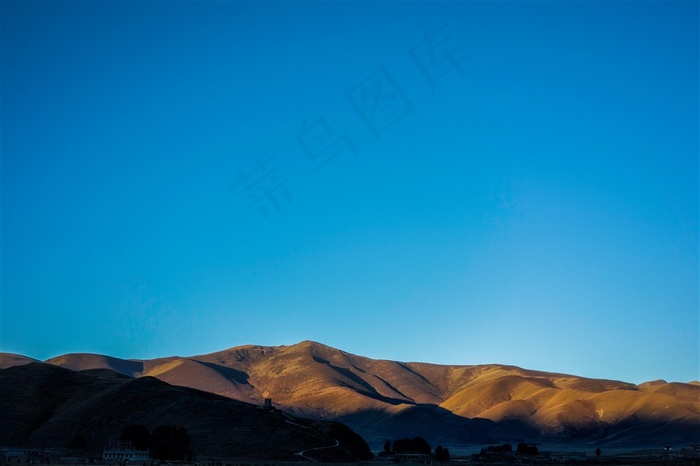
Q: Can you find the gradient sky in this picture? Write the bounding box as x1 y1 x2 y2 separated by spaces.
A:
2 1 698 384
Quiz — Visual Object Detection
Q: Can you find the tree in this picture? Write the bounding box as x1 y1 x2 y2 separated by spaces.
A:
501 443 512 452
595 447 602 457
435 446 450 461
383 440 392 454
412 437 431 454
70 434 86 450
151 425 192 461
393 438 408 453
121 425 150 451
393 437 431 454
516 443 538 456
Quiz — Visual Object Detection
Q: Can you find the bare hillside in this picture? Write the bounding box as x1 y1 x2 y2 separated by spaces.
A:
6 340 698 449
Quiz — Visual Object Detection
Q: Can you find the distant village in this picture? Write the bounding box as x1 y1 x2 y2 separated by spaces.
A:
2 441 700 465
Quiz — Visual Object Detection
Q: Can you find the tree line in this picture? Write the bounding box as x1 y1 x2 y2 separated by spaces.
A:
381 437 450 461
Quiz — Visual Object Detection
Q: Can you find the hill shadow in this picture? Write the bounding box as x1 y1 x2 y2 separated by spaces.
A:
313 356 411 406
336 404 498 448
374 375 415 403
195 360 250 386
104 356 144 375
337 402 700 451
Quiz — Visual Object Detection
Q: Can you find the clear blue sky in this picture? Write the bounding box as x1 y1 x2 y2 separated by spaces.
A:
2 1 698 384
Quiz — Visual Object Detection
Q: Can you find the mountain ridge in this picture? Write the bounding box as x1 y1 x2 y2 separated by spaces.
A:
2 340 698 448
9 340 694 385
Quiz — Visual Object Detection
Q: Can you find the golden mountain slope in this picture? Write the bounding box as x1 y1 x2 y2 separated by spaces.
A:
5 340 699 448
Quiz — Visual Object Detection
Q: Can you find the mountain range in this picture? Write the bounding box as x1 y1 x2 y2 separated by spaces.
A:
2 340 699 449
0 362 371 461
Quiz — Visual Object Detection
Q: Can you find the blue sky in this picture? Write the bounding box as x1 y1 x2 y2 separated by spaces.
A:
2 1 698 384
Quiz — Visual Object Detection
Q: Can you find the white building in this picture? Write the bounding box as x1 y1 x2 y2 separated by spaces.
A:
548 451 586 462
651 448 681 459
102 444 150 463
0 447 43 459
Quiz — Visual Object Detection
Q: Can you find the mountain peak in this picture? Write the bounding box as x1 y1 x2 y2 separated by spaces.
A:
290 340 339 352
296 339 324 347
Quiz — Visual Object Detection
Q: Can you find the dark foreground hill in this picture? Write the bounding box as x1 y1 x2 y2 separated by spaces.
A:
0 363 372 461
3 341 699 449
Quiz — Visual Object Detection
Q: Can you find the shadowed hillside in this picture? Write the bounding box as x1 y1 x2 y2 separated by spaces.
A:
4 341 699 449
0 363 372 461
